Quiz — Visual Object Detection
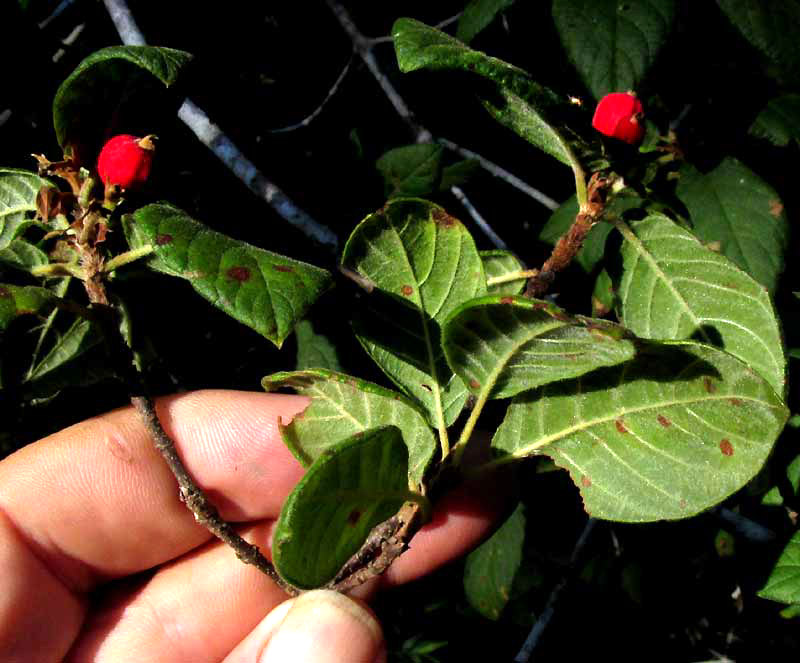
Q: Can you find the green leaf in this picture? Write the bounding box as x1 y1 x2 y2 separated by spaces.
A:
759 530 800 604
123 203 332 348
492 341 788 521
540 193 641 272
481 250 528 295
0 238 49 273
592 268 615 317
616 214 785 397
341 199 485 429
457 0 517 43
676 159 789 293
392 18 580 168
552 0 676 99
717 0 800 83
442 294 636 400
0 284 57 331
0 169 50 251
761 453 800 506
294 320 342 372
52 46 192 154
440 158 480 190
23 317 107 397
463 501 525 620
272 426 416 589
376 144 444 198
750 94 800 146
262 369 437 486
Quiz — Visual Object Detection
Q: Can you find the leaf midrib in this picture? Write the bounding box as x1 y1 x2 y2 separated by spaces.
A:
509 392 781 459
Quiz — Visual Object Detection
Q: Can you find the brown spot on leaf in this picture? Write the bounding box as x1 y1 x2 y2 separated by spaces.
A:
469 378 480 389
0 287 10 298
703 377 716 394
679 499 688 510
421 383 433 392
581 475 592 487
155 233 173 245
500 296 514 305
729 398 743 407
401 285 413 296
227 266 251 282
769 199 784 217
720 439 734 456
347 509 361 525
615 418 628 434
431 208 457 228
273 265 294 273
657 414 671 428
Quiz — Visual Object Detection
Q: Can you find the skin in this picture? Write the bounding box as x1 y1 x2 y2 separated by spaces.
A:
0 390 509 662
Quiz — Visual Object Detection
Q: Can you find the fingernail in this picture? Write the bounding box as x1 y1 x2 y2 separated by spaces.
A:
259 589 385 663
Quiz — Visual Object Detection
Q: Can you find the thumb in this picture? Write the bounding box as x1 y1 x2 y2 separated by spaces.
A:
225 590 387 663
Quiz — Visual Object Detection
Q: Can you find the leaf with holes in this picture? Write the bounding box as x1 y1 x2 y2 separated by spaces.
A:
294 320 342 372
481 250 527 295
750 94 800 146
615 214 785 396
759 531 800 605
676 159 789 293
0 284 58 331
0 169 51 251
262 369 436 485
272 426 422 589
376 144 444 198
341 199 485 429
717 0 800 83
53 46 192 159
442 294 636 400
464 501 525 620
492 341 788 521
122 203 332 348
393 18 581 169
457 0 517 43
552 0 676 100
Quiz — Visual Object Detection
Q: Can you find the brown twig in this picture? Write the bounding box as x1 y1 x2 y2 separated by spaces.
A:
524 173 609 298
328 501 425 593
131 395 298 595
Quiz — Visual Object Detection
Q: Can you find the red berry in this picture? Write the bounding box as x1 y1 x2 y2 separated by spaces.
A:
592 92 644 145
96 134 156 189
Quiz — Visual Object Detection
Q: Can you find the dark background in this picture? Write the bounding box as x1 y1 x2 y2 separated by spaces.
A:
2 1 799 660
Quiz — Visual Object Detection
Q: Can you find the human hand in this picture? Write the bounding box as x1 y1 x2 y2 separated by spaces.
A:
0 390 508 662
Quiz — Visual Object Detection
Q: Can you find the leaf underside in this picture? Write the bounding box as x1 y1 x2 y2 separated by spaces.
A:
262 369 437 486
481 250 527 295
272 426 411 589
492 341 787 522
0 284 57 331
617 214 785 396
0 169 50 252
442 294 636 400
123 203 332 347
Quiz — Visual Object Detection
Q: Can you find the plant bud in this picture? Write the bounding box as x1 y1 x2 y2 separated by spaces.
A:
96 134 156 189
592 92 644 145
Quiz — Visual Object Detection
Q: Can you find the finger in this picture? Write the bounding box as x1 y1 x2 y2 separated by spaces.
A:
65 523 286 663
230 591 386 663
60 469 510 660
0 390 308 592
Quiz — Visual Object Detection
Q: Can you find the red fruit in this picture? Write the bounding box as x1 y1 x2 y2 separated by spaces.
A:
96 134 156 188
592 92 644 145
